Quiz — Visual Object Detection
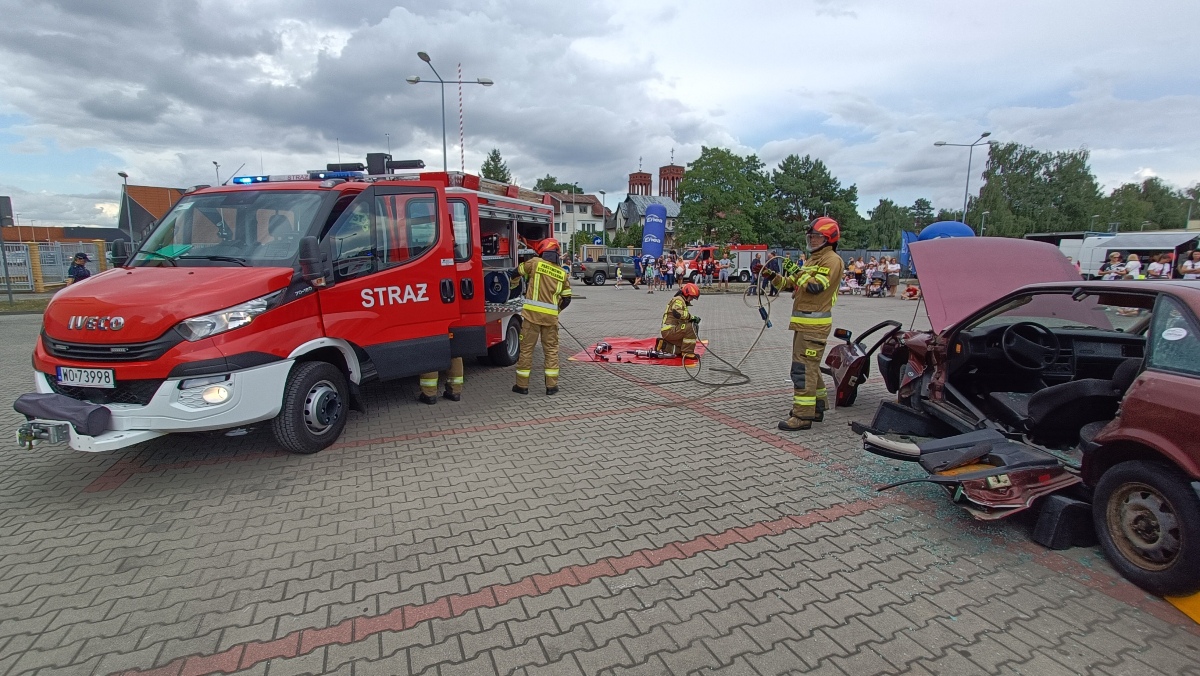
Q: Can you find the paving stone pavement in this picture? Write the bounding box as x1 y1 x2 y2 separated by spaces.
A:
1 286 1198 676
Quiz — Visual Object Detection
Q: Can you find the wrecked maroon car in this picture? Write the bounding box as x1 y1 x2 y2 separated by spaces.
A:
842 237 1200 597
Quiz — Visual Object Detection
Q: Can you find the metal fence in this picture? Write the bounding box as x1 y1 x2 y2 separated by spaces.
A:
0 241 105 292
2 243 34 291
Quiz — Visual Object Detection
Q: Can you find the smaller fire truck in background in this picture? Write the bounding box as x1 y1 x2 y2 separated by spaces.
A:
18 155 554 455
681 244 767 283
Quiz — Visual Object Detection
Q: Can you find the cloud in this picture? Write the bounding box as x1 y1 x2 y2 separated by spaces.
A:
0 0 1197 228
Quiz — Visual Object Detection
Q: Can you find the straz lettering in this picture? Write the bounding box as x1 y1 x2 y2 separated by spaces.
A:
67 316 125 331
360 284 429 308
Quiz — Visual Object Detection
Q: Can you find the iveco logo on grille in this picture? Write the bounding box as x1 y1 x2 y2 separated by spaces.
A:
68 316 125 331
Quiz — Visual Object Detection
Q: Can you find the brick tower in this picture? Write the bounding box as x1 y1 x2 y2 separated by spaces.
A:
628 156 652 196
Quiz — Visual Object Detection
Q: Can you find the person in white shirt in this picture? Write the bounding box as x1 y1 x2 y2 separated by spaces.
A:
886 257 901 296
718 255 732 292
1145 254 1167 279
1180 250 1200 279
1124 253 1142 279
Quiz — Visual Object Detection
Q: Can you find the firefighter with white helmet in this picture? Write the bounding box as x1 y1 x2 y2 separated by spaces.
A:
512 239 571 395
760 217 844 431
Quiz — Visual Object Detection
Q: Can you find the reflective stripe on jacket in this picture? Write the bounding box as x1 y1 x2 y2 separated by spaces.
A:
520 258 572 325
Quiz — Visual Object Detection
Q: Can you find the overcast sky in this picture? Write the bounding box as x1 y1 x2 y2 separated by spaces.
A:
2 0 1198 228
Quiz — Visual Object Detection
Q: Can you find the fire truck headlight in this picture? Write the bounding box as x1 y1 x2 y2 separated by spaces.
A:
176 290 285 341
202 385 231 404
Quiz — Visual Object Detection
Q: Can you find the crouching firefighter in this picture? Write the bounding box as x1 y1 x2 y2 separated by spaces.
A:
512 239 572 395
760 217 844 431
659 282 701 358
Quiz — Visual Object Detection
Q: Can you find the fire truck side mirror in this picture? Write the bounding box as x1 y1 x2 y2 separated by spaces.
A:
111 239 130 267
298 236 323 283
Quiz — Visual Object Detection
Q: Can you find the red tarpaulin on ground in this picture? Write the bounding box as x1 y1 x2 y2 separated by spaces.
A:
568 336 707 366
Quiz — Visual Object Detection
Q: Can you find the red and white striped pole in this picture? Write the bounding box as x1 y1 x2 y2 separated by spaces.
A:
458 63 465 173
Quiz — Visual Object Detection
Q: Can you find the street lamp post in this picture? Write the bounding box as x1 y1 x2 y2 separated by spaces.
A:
980 210 990 237
1090 214 1100 230
407 52 493 172
822 202 830 216
598 190 606 233
117 172 132 243
934 131 994 229
212 161 220 185
385 133 391 155
13 213 20 241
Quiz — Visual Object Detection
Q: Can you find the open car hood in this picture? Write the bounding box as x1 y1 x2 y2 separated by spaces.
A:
911 238 1080 333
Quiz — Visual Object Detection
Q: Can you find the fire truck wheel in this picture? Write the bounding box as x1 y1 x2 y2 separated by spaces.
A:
739 270 750 283
271 361 349 454
487 317 522 366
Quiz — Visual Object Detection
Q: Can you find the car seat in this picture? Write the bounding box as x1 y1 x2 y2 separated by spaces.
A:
986 357 1142 446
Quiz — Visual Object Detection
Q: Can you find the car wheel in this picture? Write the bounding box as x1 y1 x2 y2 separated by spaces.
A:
271 361 348 454
1093 460 1200 596
739 270 750 283
592 272 606 285
488 317 521 366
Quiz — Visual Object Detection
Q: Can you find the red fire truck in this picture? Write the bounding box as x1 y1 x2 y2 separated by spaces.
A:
17 159 555 454
681 244 767 283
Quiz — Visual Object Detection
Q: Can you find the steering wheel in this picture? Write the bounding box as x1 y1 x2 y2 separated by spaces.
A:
1001 321 1061 372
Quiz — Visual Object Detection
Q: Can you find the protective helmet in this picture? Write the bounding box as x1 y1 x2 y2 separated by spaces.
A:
535 238 560 254
807 217 840 244
680 282 700 300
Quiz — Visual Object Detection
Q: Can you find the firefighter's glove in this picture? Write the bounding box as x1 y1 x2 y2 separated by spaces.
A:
759 268 776 280
557 296 571 311
690 316 701 325
805 281 824 294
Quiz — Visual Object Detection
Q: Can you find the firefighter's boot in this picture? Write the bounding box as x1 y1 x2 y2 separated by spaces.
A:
512 385 528 395
778 416 814 431
418 393 438 405
443 358 463 401
546 387 558 396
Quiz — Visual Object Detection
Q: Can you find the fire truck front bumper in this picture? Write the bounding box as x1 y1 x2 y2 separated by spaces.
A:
20 361 294 453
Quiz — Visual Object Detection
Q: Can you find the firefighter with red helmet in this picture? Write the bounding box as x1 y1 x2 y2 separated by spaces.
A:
512 239 572 395
660 282 701 357
760 217 845 431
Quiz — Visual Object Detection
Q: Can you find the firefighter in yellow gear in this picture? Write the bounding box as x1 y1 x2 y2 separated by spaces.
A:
659 282 701 357
512 241 572 395
760 217 845 431
417 357 464 405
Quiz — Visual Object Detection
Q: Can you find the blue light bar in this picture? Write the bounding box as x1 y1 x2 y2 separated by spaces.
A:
231 175 269 184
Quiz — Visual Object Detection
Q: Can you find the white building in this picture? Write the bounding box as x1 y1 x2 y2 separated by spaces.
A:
548 192 607 244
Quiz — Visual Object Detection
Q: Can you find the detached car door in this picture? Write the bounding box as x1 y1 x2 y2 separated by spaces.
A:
317 185 460 380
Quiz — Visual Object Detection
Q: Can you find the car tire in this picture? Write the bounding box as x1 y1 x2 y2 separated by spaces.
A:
1093 460 1200 597
488 317 522 366
739 270 750 283
583 279 593 286
271 361 349 454
592 272 606 286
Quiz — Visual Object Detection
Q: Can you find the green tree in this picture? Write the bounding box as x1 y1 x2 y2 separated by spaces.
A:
867 199 912 249
770 154 861 248
972 142 1103 238
480 149 511 183
533 174 577 193
911 198 935 229
676 147 760 245
1102 177 1190 231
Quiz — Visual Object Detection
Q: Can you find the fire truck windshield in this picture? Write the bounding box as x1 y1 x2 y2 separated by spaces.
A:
131 190 325 268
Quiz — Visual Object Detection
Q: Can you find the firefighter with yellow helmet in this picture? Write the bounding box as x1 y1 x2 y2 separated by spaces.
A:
512 239 572 395
760 217 844 431
660 282 701 357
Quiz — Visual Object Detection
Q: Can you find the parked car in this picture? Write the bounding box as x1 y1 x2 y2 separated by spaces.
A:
573 255 638 286
837 237 1200 596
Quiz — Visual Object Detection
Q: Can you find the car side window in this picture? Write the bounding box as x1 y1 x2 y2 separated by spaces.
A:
326 199 375 281
1147 295 1200 377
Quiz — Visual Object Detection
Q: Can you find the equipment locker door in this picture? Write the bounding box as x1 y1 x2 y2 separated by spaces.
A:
317 185 461 380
